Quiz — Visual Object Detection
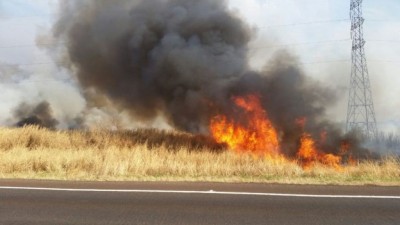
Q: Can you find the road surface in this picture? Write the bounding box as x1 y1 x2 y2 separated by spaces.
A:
0 180 399 225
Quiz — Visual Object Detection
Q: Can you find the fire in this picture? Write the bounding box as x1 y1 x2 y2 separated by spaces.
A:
297 133 341 169
210 95 280 155
340 141 357 166
209 94 346 169
295 118 342 169
297 134 319 164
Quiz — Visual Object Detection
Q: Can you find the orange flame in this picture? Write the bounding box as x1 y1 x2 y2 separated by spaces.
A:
297 133 341 169
209 94 346 169
210 95 280 155
297 134 319 165
340 141 357 166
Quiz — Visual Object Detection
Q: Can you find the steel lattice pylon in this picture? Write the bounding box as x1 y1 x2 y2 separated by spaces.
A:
346 0 378 139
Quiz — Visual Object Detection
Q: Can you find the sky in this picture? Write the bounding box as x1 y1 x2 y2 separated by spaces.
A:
0 0 399 133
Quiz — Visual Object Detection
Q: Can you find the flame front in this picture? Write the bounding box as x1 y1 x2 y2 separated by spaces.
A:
210 95 280 155
297 133 341 169
210 94 346 169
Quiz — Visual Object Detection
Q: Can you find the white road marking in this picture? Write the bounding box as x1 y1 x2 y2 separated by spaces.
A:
0 186 399 199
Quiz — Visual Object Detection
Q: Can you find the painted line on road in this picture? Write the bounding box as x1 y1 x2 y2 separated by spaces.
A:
0 186 399 199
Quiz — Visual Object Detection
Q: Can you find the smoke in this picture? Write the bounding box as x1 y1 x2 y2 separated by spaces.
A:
0 61 88 129
51 0 376 157
13 101 59 129
53 0 252 133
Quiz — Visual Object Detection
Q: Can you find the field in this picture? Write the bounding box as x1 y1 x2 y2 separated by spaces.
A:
0 126 399 185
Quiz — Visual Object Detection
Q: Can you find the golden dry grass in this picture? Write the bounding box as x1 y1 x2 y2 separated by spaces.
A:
0 126 399 185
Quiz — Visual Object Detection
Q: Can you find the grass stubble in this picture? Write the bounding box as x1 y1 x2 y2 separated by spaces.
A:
0 126 399 186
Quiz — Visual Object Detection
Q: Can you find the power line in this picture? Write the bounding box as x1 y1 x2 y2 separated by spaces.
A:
0 79 76 84
262 59 351 68
7 58 400 85
5 38 400 51
369 40 400 43
369 59 400 64
250 39 351 51
13 59 352 68
298 59 350 65
5 61 67 68
0 39 352 50
3 60 353 85
0 42 66 49
258 19 349 29
5 39 400 50
367 19 400 23
14 58 400 68
0 14 58 20
18 62 61 67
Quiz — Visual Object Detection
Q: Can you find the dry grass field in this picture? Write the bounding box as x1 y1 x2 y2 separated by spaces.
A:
0 126 399 185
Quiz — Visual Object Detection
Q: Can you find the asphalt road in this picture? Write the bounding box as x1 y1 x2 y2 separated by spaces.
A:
0 180 399 225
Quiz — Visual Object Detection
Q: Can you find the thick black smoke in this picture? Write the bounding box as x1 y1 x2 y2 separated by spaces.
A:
53 0 373 157
14 101 59 129
54 0 251 133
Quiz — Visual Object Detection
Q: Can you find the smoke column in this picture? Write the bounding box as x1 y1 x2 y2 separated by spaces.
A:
13 101 59 129
53 0 372 157
54 0 252 132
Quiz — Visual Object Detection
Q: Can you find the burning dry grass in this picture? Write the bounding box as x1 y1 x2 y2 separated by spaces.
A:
0 126 399 185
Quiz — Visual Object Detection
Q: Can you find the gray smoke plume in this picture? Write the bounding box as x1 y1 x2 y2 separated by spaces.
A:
54 0 251 133
14 101 59 129
53 0 374 158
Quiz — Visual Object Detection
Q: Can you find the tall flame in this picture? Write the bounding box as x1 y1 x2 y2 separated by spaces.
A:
210 94 345 169
210 95 280 155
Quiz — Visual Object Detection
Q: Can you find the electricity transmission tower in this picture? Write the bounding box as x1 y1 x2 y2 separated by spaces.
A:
346 0 378 139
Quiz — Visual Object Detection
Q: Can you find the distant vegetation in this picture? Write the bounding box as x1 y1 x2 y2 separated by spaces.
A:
370 133 400 155
0 126 399 185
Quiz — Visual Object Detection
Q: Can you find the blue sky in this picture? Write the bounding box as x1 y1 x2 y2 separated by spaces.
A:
0 0 399 132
